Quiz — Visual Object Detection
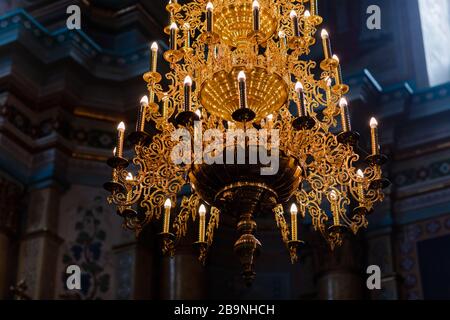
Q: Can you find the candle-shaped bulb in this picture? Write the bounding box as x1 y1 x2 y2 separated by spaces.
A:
163 198 172 233
370 117 380 155
237 71 247 109
195 109 202 118
339 97 351 132
267 114 273 122
278 30 285 38
357 169 364 179
113 147 117 156
252 0 260 32
164 198 172 209
151 42 158 52
330 190 338 201
290 10 300 37
169 22 178 51
370 117 378 128
150 42 158 72
304 10 311 18
238 71 246 82
126 172 133 181
206 2 214 33
140 95 148 106
199 204 206 216
295 81 306 117
326 77 332 87
184 75 193 86
321 29 332 59
117 122 125 132
184 76 193 112
290 203 298 215
332 54 343 85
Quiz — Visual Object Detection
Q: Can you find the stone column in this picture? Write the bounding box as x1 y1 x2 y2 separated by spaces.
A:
313 233 364 300
0 176 22 299
16 184 63 299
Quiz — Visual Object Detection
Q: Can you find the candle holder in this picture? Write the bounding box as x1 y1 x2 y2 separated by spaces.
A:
158 232 176 256
320 58 339 72
337 131 360 146
175 110 200 128
163 50 184 64
143 71 162 85
288 36 306 50
166 1 181 13
232 108 256 123
127 131 151 146
365 154 390 190
104 156 129 193
193 241 208 266
332 84 350 95
353 205 373 216
328 223 349 235
287 239 305 264
292 116 316 131
198 32 220 45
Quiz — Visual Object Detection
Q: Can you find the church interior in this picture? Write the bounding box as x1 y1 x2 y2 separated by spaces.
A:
0 0 450 301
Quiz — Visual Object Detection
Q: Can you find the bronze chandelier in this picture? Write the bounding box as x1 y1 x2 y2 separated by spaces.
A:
104 0 389 284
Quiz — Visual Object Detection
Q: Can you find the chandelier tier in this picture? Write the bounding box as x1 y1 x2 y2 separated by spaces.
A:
104 0 389 284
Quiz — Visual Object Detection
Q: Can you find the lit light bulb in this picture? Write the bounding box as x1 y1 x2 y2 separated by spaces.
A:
199 204 207 216
238 71 246 81
339 97 348 108
278 30 285 38
164 198 172 209
184 75 193 86
332 54 339 63
290 203 298 215
330 190 338 201
357 169 364 179
113 147 116 156
370 117 378 128
151 42 158 51
295 81 303 92
126 172 133 181
140 95 148 106
326 77 332 87
321 29 329 39
290 10 297 19
267 114 273 121
170 22 178 30
195 109 201 118
206 2 213 11
304 10 311 18
117 122 125 132
253 0 260 9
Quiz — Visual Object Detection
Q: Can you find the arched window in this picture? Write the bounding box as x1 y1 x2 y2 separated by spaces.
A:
418 0 450 87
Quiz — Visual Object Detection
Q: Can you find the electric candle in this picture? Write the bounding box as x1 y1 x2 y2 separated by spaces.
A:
290 203 298 241
370 117 379 155
253 0 260 32
116 122 125 158
206 2 214 33
170 22 178 51
137 96 148 132
184 76 193 112
332 54 343 85
237 71 248 109
357 169 365 202
321 29 332 60
295 81 306 117
290 10 300 37
150 42 158 72
199 204 207 242
339 98 351 132
163 198 172 233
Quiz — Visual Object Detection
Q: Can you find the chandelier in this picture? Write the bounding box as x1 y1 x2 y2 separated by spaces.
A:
104 0 389 284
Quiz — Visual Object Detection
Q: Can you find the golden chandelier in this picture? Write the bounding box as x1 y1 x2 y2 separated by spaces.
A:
104 0 389 284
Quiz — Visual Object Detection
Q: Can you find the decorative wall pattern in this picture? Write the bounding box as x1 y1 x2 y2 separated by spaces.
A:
396 214 450 300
